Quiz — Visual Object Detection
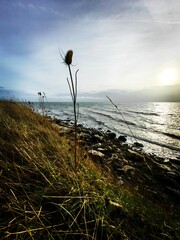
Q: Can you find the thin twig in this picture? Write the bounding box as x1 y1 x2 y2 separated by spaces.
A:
106 95 137 142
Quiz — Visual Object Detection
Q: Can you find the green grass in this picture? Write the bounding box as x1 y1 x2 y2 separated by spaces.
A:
0 100 179 239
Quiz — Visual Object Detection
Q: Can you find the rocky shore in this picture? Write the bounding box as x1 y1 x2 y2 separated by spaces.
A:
54 118 180 211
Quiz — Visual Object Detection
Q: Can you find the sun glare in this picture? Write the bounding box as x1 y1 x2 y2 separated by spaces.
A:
158 69 178 85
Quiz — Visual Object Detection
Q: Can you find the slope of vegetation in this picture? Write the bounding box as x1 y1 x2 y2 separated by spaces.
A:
0 100 179 240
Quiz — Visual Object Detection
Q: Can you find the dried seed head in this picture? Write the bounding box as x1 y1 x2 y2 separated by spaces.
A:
65 50 73 65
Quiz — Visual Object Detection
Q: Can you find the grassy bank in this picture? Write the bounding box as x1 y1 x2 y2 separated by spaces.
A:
0 100 179 239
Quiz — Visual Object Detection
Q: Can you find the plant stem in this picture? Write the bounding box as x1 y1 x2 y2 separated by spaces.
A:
68 65 77 168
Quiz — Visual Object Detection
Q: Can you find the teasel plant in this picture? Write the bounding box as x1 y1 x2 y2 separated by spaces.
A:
38 91 47 116
60 49 79 169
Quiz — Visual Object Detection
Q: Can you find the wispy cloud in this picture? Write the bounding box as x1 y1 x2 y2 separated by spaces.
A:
12 1 63 16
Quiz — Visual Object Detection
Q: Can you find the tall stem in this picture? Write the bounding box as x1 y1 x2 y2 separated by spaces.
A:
68 65 77 168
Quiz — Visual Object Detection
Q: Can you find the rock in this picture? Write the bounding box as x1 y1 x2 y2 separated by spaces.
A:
122 165 135 174
118 135 127 142
94 143 102 148
107 132 116 140
106 199 125 218
171 158 180 165
171 164 179 170
77 124 83 128
59 126 73 136
94 134 103 142
88 150 105 163
111 153 119 160
65 118 71 122
97 148 106 152
106 130 111 133
83 133 91 139
83 133 102 145
126 149 144 162
96 147 111 156
55 119 61 125
133 142 144 148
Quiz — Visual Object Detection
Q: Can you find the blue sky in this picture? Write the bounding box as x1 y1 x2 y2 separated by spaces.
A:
0 0 180 101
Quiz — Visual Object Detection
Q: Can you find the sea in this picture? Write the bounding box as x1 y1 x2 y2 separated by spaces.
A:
34 102 180 160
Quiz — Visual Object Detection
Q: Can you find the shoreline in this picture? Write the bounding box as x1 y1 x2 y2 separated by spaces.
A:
44 106 180 160
53 117 180 208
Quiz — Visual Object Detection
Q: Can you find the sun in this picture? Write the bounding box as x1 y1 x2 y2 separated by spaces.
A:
158 69 178 85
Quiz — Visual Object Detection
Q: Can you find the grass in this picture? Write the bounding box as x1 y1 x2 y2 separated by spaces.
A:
0 100 179 239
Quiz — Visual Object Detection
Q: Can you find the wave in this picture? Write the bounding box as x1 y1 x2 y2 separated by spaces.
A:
128 110 159 116
81 114 108 128
84 109 137 127
81 111 180 153
123 132 180 152
162 132 180 140
82 114 180 153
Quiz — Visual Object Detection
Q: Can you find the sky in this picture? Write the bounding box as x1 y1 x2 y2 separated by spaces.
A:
0 0 180 101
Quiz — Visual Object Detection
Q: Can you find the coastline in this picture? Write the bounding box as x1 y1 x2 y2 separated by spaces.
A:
37 101 180 160
54 117 180 206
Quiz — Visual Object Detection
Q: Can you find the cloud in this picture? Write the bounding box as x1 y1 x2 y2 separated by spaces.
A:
11 1 62 16
1 0 180 100
82 84 180 102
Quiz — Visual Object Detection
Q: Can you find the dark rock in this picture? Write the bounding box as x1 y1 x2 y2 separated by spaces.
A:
106 130 111 133
126 149 144 162
83 133 91 140
107 132 116 140
65 118 71 122
171 158 180 165
133 142 144 148
118 135 127 142
82 132 103 145
171 164 179 170
55 119 61 125
77 124 83 128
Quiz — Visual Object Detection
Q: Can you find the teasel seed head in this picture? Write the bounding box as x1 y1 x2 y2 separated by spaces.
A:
65 50 73 65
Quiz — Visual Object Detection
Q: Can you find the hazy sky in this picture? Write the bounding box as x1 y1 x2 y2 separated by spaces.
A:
0 0 180 100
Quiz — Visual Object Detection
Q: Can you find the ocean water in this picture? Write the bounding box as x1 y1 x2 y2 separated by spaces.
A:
34 102 180 159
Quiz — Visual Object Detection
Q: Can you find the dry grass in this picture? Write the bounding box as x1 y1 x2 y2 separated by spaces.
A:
0 100 179 240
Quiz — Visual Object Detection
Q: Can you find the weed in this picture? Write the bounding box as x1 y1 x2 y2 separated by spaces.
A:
60 50 79 169
38 92 47 115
